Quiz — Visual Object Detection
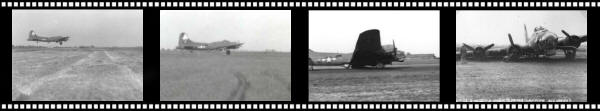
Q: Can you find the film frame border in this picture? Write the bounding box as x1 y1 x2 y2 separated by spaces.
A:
0 1 598 8
5 1 595 110
1 104 600 110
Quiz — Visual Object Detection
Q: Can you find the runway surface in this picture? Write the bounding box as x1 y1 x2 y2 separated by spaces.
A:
12 48 143 101
456 51 587 102
309 59 440 102
160 51 291 101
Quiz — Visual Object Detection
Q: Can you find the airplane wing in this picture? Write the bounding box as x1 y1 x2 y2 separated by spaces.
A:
486 47 508 58
29 36 69 42
206 42 243 50
456 44 509 60
48 36 69 42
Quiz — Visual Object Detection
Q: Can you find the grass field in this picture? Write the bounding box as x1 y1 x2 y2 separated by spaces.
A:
12 48 143 101
309 58 439 102
456 51 587 102
160 51 291 101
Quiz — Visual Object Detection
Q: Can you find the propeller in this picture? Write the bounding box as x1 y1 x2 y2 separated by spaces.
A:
508 34 515 46
561 30 571 37
392 39 397 57
524 24 529 43
462 43 475 51
561 30 587 48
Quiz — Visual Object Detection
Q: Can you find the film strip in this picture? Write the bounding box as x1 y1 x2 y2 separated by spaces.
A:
1 2 598 7
2 104 599 110
6 1 595 111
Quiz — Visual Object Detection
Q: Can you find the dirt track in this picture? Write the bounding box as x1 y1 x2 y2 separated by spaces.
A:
12 49 143 101
160 51 291 101
309 59 440 102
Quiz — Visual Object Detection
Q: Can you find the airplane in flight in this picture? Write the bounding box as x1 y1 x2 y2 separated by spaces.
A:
27 30 70 45
175 32 244 54
309 29 405 70
457 24 587 61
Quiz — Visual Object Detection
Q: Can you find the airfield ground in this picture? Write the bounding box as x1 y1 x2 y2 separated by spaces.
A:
12 48 143 101
159 51 291 101
309 58 440 101
456 51 587 102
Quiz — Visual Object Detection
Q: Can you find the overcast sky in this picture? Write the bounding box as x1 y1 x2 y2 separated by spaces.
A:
309 11 440 57
160 10 291 52
12 10 143 47
456 10 587 46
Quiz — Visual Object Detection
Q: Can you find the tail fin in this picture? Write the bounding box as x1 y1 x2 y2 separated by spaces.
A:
350 29 385 66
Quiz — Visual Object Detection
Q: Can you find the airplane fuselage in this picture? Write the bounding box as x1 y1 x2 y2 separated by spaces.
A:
309 52 353 66
309 29 404 69
176 41 243 51
175 32 243 53
309 50 404 69
503 25 585 60
28 30 70 45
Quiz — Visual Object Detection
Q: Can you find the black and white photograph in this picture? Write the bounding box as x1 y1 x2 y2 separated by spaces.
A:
456 10 587 102
308 11 440 101
159 10 291 101
12 10 144 101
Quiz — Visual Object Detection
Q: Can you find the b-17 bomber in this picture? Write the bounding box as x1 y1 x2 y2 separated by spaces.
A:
175 32 243 55
457 25 587 61
27 30 70 45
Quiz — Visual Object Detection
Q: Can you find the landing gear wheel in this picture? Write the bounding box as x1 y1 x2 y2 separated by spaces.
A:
504 46 521 62
375 62 385 69
565 49 576 60
351 65 363 69
343 64 351 69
